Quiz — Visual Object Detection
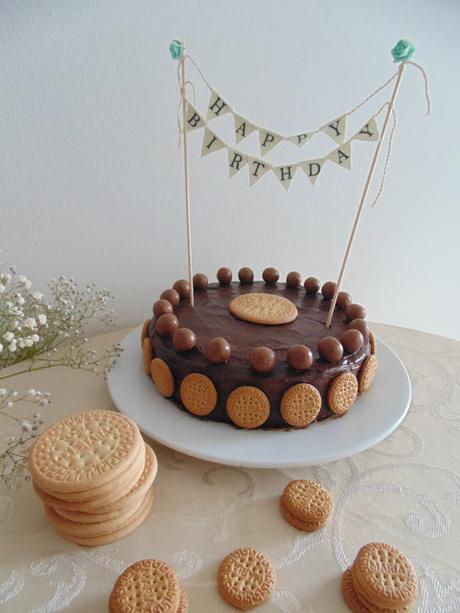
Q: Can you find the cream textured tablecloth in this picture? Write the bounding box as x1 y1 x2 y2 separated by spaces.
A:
0 324 459 613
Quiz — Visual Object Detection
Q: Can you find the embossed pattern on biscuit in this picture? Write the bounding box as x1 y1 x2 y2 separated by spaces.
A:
358 355 378 394
229 292 298 325
226 386 270 429
280 383 321 427
180 373 218 416
327 372 358 415
151 357 175 397
282 479 333 522
218 547 275 610
29 410 142 493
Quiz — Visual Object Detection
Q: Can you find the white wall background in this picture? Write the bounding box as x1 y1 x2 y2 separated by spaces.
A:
1 0 459 339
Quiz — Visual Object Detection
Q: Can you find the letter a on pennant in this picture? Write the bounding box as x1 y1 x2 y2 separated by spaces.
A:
299 159 324 185
272 165 296 191
354 117 380 142
228 149 248 178
234 114 257 144
327 141 352 170
201 127 225 158
185 103 204 132
259 130 283 156
322 115 347 144
207 90 231 121
247 157 271 187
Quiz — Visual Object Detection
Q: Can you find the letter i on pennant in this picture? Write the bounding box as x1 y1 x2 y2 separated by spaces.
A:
207 90 231 121
201 127 225 157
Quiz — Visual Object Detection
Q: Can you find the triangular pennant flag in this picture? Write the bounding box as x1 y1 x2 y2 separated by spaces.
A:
185 102 204 132
206 90 231 121
287 133 311 147
247 156 271 187
327 141 352 170
259 129 283 156
201 127 225 158
234 114 257 144
322 115 347 144
228 148 248 178
354 117 380 142
272 164 297 191
299 158 325 185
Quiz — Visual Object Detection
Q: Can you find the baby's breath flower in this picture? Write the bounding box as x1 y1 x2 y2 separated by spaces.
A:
37 314 47 325
3 332 14 342
24 317 36 329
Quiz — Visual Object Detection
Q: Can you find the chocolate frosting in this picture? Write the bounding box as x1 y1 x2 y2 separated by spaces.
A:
149 282 370 428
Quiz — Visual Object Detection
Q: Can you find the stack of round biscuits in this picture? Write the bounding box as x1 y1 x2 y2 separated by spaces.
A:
280 479 333 532
29 409 157 546
109 559 188 613
341 542 418 612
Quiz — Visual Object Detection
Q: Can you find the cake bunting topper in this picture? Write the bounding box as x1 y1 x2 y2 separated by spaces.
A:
170 39 431 312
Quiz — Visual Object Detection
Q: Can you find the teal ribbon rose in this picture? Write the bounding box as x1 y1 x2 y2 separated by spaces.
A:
169 40 184 60
391 39 416 63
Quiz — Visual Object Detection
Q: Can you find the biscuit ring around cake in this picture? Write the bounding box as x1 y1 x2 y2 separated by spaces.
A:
353 542 417 610
150 358 175 397
141 319 151 348
280 383 321 428
109 558 180 613
226 386 270 429
180 373 217 416
142 337 153 375
327 372 358 415
218 547 275 609
358 355 378 394
369 331 377 355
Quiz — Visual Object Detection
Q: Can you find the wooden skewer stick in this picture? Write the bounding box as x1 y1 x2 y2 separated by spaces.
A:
325 62 406 328
180 53 195 307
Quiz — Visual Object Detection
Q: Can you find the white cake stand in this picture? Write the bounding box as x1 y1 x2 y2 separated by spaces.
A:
107 327 411 468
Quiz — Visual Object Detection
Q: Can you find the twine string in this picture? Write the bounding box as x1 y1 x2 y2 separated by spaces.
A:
406 60 432 116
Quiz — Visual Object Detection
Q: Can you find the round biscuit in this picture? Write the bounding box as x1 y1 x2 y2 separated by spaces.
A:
229 292 298 325
280 383 321 428
327 372 358 415
218 547 275 610
109 557 180 613
177 588 189 612
341 568 372 613
143 337 153 375
358 355 378 394
279 500 325 532
29 410 143 494
151 358 175 397
281 479 333 523
56 488 153 547
226 386 270 429
180 373 217 416
369 331 377 355
353 542 417 609
141 319 151 348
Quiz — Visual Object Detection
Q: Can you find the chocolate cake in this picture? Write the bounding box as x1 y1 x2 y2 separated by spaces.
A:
141 267 377 429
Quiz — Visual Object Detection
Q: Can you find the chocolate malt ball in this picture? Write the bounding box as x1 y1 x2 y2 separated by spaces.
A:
286 271 302 288
173 327 196 351
173 279 191 299
160 288 180 306
340 329 364 353
346 303 367 321
318 336 344 364
337 291 352 310
156 313 179 337
348 318 370 339
250 346 276 373
217 267 232 286
153 299 173 318
238 267 254 284
206 337 231 364
321 281 337 301
287 344 313 370
193 273 208 291
262 267 279 285
304 277 320 294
